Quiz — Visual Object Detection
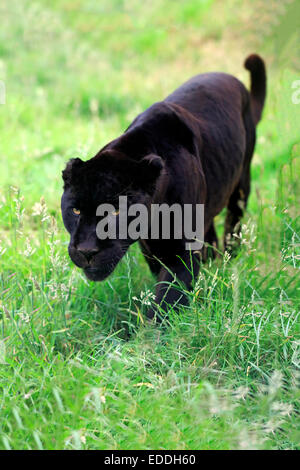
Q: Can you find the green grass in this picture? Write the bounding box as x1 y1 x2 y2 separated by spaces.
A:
0 0 299 450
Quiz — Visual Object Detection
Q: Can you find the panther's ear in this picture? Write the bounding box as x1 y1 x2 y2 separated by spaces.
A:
138 154 164 187
62 158 83 188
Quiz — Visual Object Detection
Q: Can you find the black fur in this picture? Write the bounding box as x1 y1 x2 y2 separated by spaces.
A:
61 54 266 318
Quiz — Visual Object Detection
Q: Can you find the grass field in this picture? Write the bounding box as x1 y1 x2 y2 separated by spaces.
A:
0 0 299 450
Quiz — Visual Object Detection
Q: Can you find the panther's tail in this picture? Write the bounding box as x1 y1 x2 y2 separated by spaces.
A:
244 54 266 125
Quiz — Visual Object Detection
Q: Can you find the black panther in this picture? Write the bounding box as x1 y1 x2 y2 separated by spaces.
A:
61 54 266 318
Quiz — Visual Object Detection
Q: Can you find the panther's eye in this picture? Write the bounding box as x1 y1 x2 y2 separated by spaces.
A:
72 208 80 216
112 209 120 216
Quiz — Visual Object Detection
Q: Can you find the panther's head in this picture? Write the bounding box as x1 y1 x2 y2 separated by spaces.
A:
61 150 163 281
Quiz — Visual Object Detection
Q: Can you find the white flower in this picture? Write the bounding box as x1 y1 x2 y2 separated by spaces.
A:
32 197 50 222
271 401 293 416
23 237 36 257
268 370 283 396
233 386 249 400
133 289 155 306
18 309 30 323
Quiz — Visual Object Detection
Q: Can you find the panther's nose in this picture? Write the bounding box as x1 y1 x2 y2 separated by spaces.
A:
76 245 99 262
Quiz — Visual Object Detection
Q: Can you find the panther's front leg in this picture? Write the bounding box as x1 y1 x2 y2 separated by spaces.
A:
147 253 200 320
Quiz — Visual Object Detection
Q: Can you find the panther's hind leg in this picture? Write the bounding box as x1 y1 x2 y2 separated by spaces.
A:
201 221 219 262
224 90 256 256
224 169 250 255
